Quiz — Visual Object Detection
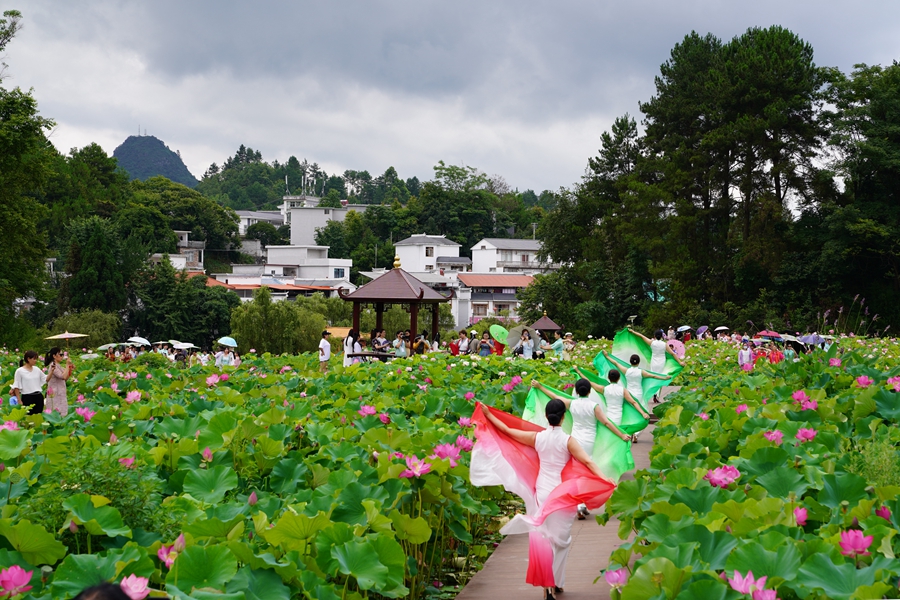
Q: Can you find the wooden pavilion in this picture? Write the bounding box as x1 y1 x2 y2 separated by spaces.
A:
338 256 450 340
531 311 561 331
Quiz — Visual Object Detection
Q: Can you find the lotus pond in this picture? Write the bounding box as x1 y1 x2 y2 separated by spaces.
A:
0 346 605 599
601 338 900 600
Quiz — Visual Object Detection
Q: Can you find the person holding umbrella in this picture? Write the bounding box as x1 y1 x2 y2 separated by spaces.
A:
44 347 74 416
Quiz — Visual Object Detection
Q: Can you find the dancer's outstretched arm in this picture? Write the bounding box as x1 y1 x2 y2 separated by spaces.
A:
568 438 607 479
480 404 538 446
530 380 571 408
592 404 630 442
628 328 651 344
623 389 651 420
601 351 627 374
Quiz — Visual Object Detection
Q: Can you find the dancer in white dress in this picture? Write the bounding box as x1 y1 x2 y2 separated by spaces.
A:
477 401 609 599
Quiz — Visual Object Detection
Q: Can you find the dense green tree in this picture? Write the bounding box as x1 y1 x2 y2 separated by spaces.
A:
245 222 285 247
318 189 343 208
114 205 178 253
51 309 122 345
230 286 326 354
314 220 349 258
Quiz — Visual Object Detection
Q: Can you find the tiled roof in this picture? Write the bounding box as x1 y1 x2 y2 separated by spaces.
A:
395 234 460 247
473 238 543 251
344 268 448 302
457 274 534 288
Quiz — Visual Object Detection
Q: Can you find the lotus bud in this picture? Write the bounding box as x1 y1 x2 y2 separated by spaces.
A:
852 516 859 528
69 520 78 533
173 534 186 553
202 447 213 462
0 464 5 472
248 491 258 506
110 433 118 444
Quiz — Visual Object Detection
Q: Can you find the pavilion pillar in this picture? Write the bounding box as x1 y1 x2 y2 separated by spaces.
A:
431 303 439 343
410 303 419 338
376 303 384 330
352 302 361 333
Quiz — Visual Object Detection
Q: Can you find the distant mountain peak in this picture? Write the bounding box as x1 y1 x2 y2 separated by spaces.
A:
113 135 198 188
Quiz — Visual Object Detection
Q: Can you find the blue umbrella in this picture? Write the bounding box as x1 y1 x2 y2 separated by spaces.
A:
217 336 238 347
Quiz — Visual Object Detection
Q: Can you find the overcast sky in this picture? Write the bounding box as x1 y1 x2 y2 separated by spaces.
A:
4 1 898 192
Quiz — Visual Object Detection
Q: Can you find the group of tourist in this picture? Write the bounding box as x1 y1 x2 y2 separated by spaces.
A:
10 347 74 416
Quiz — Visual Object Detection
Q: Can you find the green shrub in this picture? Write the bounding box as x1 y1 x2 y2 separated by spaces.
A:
131 351 170 368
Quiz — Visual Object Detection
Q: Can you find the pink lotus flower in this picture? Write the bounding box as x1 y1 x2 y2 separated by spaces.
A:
794 507 807 526
876 506 891 521
752 590 778 600
839 529 873 556
456 436 474 452
727 571 766 594
829 358 842 367
0 565 33 596
735 404 748 415
604 568 628 588
119 574 150 600
206 374 220 386
0 421 19 431
800 399 818 411
856 375 873 388
146 373 153 379
300 391 307 397
432 443 462 467
219 373 229 381
464 392 475 401
118 457 135 469
77 394 86 403
173 533 185 553
125 390 141 404
792 390 809 403
458 417 472 428
764 430 784 444
501 384 514 393
202 447 213 462
158 544 178 568
75 407 96 422
796 428 817 443
741 363 753 371
248 491 258 506
705 465 740 488
399 455 432 478
379 413 390 424
358 405 376 416
110 382 118 392
888 376 900 392
699 412 709 421
424 377 432 384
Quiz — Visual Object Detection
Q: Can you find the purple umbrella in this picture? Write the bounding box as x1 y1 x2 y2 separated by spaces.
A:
696 325 709 335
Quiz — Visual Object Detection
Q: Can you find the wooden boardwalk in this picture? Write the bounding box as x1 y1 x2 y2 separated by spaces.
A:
456 387 677 600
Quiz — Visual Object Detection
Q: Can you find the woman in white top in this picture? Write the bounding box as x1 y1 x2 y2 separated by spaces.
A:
478 400 606 599
629 328 684 374
12 350 45 414
343 330 358 367
578 368 650 427
601 351 669 404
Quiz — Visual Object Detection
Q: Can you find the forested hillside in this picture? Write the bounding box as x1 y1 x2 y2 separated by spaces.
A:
113 135 198 187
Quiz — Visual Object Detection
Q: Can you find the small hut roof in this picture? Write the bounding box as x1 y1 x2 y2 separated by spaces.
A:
531 313 561 330
341 267 448 303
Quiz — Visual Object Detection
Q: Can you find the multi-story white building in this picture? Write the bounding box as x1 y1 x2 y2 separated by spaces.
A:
470 238 558 274
457 273 534 324
394 234 471 273
235 210 284 236
282 195 369 246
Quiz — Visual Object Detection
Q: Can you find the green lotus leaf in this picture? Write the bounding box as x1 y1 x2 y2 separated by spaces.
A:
331 482 390 525
50 553 117 596
818 472 868 509
0 429 29 461
739 447 790 476
641 514 695 545
265 511 331 552
63 494 132 539
796 553 878 600
300 570 343 600
642 542 703 571
724 540 800 585
315 522 356 574
756 466 812 498
184 514 245 539
198 411 239 449
668 525 738 570
620 557 689 600
331 539 389 590
0 519 67 565
183 465 239 504
671 486 722 514
369 533 409 597
166 544 237 594
226 566 290 600
269 457 309 493
673 578 743 600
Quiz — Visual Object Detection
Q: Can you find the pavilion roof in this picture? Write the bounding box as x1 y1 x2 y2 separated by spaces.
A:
531 313 561 330
341 267 448 303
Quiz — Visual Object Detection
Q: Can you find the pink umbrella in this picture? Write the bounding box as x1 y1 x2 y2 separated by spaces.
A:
667 339 686 358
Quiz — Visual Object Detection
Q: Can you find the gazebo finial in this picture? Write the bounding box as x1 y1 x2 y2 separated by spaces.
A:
543 310 547 316
393 255 401 269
